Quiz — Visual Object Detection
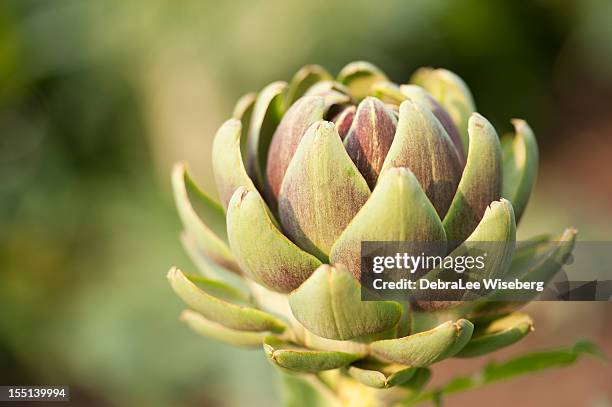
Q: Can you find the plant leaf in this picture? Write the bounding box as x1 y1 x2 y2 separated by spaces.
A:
278 121 371 260
179 231 245 289
172 163 240 273
285 65 333 107
264 337 364 373
183 272 250 304
232 92 257 164
289 264 402 340
372 81 406 105
304 80 353 100
330 167 446 280
400 84 465 164
473 227 577 315
332 105 356 140
501 119 538 223
281 375 332 407
504 234 552 279
265 96 327 208
337 61 389 100
380 99 463 218
212 119 258 209
517 228 576 284
167 267 285 333
344 97 398 188
180 309 269 348
410 68 475 153
247 81 287 188
457 199 516 279
417 199 515 310
456 313 534 357
370 320 474 367
511 228 577 292
226 187 321 293
442 113 502 244
347 362 417 389
403 341 605 405
400 368 432 392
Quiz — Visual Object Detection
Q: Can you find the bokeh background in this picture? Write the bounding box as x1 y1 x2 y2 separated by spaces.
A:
1 0 611 406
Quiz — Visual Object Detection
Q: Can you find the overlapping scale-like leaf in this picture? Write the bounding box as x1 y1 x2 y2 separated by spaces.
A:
265 96 327 208
285 64 333 108
417 199 515 309
278 121 371 260
452 199 516 281
372 81 406 105
247 81 287 188
370 320 474 367
179 231 245 289
472 228 577 315
288 264 403 341
264 337 365 373
233 92 257 120
510 228 576 285
226 186 322 293
443 113 502 244
172 163 240 273
410 68 475 153
332 105 356 140
400 84 465 163
337 61 389 100
504 235 552 279
330 167 447 280
399 368 432 392
381 99 463 218
456 313 533 357
344 97 397 188
167 267 286 333
212 119 258 210
303 80 352 100
501 119 538 222
232 92 257 164
301 329 371 355
347 362 417 389
180 309 269 348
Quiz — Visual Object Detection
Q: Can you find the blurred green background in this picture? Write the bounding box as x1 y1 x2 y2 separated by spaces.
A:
1 0 611 406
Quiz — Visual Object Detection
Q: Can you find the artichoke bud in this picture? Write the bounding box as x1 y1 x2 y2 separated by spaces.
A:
168 62 575 380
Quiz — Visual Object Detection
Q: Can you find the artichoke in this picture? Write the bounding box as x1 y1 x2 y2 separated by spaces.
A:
167 62 576 404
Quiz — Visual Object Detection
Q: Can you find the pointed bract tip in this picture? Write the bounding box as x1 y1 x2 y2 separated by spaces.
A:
166 266 180 280
172 161 187 172
179 309 194 322
469 112 487 128
229 186 251 209
510 118 527 127
224 117 242 128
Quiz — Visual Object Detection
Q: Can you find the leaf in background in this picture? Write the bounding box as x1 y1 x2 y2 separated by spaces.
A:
402 341 605 405
281 374 334 407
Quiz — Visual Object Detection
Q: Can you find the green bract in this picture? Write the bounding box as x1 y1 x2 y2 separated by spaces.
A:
167 62 577 403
